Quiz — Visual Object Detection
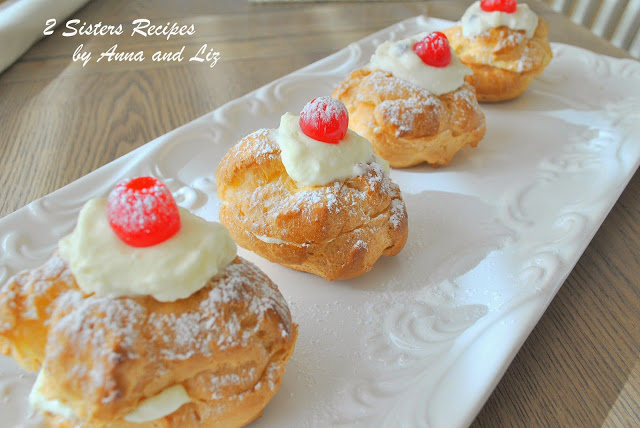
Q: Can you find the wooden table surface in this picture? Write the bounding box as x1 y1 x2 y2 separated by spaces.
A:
1 0 638 426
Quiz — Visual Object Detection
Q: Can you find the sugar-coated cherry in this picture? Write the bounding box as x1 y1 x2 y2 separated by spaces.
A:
299 97 349 144
480 0 517 13
413 32 452 68
107 176 181 247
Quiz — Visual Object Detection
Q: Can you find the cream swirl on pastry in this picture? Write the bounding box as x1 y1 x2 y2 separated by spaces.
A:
59 198 237 302
217 98 408 281
276 111 388 187
30 372 192 423
369 32 472 95
1 176 297 428
461 1 538 38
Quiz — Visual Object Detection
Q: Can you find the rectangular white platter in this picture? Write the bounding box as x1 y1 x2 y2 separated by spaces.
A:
1 16 640 428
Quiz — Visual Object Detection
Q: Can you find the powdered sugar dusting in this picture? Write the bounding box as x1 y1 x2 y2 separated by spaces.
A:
48 290 145 403
240 157 395 242
237 129 279 161
207 367 256 399
432 34 448 50
358 71 445 137
453 83 476 105
1 255 293 409
389 198 406 229
515 44 535 72
106 177 180 247
107 178 176 233
300 97 348 129
447 19 547 73
0 253 72 331
354 240 368 250
264 361 281 391
498 31 525 50
365 70 440 102
379 96 440 137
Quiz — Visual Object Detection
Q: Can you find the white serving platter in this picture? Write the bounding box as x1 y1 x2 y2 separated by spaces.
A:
1 16 639 428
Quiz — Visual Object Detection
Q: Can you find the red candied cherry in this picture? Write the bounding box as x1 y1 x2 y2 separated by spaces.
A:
480 0 517 13
299 96 349 144
413 32 452 68
107 176 181 247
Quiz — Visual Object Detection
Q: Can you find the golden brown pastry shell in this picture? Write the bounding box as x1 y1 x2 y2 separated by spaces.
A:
333 69 486 168
0 254 297 428
443 18 553 102
216 129 408 281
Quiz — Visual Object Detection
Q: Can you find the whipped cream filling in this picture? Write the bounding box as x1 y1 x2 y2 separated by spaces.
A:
276 113 385 186
59 198 237 302
369 32 472 96
254 234 290 245
461 1 539 38
29 371 191 423
29 372 76 421
124 385 191 423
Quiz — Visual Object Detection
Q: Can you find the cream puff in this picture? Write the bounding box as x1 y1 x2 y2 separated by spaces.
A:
443 0 553 102
0 177 297 428
333 31 486 168
216 97 408 281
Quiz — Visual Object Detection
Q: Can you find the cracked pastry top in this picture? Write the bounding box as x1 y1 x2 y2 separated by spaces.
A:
442 0 553 102
333 31 486 168
0 176 297 428
216 97 408 281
